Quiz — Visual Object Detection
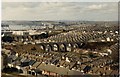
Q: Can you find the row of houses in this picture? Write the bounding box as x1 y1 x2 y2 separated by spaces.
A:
42 30 118 43
2 47 119 76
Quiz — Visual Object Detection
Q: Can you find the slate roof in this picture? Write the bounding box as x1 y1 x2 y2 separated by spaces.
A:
32 62 41 68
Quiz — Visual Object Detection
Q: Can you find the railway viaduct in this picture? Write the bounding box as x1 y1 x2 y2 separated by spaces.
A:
37 42 85 52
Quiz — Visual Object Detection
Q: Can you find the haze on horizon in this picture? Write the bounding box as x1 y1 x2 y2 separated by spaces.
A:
2 2 118 21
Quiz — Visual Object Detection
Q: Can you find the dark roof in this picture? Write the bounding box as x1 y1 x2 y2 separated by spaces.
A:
29 60 36 65
32 62 41 68
83 66 91 72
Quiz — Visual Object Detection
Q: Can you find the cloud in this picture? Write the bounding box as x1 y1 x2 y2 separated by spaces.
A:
2 2 82 20
87 4 107 10
2 0 119 2
2 2 41 9
2 2 118 21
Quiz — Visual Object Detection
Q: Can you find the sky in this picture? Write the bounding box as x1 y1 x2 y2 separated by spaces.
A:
2 2 118 21
2 0 120 2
